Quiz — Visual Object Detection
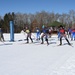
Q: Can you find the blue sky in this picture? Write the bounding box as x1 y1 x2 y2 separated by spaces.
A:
0 0 75 16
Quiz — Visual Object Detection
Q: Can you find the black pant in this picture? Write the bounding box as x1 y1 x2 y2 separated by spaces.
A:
26 33 33 43
60 34 70 45
41 33 49 44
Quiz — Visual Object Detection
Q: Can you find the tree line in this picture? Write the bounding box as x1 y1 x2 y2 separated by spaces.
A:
0 10 75 33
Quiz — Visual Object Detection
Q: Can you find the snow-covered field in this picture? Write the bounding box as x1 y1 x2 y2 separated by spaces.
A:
0 33 75 75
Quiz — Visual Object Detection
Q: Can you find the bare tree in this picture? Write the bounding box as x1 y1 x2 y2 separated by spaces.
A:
69 10 75 25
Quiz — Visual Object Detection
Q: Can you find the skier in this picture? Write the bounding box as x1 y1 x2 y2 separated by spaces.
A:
68 28 72 38
36 27 40 40
48 27 52 38
41 27 49 45
0 28 4 41
58 25 71 45
71 28 75 41
57 28 60 40
25 27 33 43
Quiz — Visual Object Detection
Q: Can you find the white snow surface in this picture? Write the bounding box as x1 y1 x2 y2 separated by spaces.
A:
0 33 75 75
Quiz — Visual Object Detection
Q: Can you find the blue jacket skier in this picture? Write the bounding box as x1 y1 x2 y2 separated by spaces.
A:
36 27 40 40
68 28 72 38
71 28 75 41
41 27 49 45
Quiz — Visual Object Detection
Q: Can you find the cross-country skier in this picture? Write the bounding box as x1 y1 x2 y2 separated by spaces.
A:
48 27 52 38
58 25 71 45
68 27 72 38
36 27 40 40
57 28 60 40
25 27 33 43
0 28 4 41
71 28 75 41
41 27 49 45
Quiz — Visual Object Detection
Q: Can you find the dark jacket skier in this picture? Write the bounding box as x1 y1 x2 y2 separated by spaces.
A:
59 25 71 45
